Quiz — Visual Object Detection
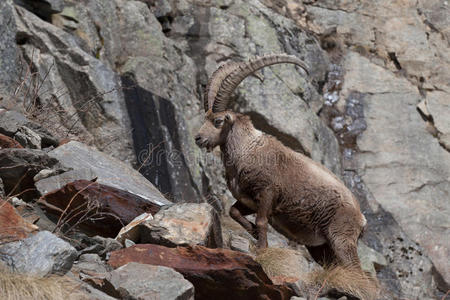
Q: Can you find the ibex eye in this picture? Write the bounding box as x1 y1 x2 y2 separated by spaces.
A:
214 119 224 128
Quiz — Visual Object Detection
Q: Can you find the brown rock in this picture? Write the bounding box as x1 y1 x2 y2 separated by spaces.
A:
0 134 23 149
139 203 223 248
38 180 162 237
0 200 38 244
108 244 294 300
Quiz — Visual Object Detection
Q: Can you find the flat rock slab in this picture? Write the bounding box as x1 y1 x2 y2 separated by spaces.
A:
35 168 96 195
108 262 194 300
38 180 163 237
0 200 38 243
0 230 77 276
139 203 222 248
48 141 170 206
108 244 294 300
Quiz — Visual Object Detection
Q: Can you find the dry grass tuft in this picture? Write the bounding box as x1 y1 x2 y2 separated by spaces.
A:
0 265 81 300
305 264 379 300
255 247 314 284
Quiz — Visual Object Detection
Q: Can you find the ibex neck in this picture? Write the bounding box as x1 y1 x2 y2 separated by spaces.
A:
221 116 263 165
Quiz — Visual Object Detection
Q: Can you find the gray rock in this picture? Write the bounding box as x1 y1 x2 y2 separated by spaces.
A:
76 235 123 258
140 203 222 248
0 110 58 147
124 239 135 248
48 141 170 206
33 168 59 182
230 234 251 253
0 110 33 137
14 126 42 149
0 148 64 197
357 241 387 276
35 168 97 195
108 262 194 300
72 253 111 275
0 231 77 276
76 282 118 300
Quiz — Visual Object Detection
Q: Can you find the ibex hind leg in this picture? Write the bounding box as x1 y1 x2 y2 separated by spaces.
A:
306 243 336 266
327 220 362 267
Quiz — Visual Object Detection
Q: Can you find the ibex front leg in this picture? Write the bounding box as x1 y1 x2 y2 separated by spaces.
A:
255 188 274 249
230 198 258 240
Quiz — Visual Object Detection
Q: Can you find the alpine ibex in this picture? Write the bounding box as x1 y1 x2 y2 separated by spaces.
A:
195 54 378 299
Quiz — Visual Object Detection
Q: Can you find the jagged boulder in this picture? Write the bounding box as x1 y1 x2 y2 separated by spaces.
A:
138 203 223 248
0 231 77 276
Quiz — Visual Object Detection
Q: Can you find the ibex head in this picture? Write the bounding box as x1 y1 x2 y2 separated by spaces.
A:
195 54 309 151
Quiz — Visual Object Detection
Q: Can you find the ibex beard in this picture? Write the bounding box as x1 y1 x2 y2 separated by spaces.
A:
195 54 379 299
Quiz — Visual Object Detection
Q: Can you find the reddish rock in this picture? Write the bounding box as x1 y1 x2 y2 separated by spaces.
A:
38 180 162 237
108 244 294 300
0 134 23 149
0 200 38 243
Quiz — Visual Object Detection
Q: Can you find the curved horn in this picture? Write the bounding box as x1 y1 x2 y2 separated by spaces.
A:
204 54 309 113
204 61 244 112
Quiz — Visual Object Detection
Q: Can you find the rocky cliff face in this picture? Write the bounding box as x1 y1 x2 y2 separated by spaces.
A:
0 0 448 299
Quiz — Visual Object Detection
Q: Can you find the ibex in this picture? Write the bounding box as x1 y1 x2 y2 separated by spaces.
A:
195 54 378 299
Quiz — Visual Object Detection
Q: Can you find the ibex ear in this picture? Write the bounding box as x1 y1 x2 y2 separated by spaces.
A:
224 113 234 124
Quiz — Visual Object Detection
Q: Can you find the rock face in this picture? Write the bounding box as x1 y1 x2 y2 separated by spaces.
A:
0 0 20 96
341 37 450 289
293 1 450 291
139 203 223 248
0 231 77 276
38 180 163 237
107 262 195 300
0 200 38 243
10 4 134 163
109 244 294 300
